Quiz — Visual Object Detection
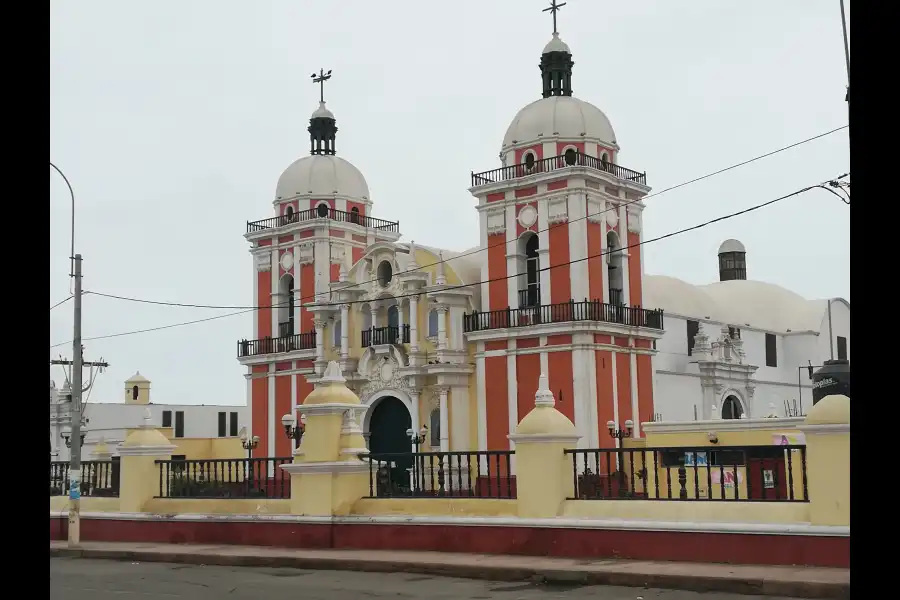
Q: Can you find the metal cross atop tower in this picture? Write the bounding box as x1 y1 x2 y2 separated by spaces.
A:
311 68 333 104
543 0 567 35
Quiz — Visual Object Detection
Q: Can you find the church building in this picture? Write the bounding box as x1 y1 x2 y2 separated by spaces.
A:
236 9 847 463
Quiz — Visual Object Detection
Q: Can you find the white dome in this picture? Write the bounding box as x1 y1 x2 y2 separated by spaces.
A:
542 32 570 54
718 239 746 254
311 101 334 120
275 155 369 201
502 95 616 149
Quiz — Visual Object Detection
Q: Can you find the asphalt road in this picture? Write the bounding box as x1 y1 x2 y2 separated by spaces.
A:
50 558 802 600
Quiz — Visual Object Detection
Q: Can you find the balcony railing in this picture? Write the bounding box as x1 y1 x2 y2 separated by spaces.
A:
237 331 316 358
518 286 540 308
362 325 410 348
472 151 647 187
247 207 400 234
463 299 664 333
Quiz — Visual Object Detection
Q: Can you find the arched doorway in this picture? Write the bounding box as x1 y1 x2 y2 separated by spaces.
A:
722 395 744 419
367 396 412 492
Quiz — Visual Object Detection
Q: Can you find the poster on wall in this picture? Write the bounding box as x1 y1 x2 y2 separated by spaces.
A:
683 452 709 467
763 469 775 489
711 470 743 488
772 432 806 446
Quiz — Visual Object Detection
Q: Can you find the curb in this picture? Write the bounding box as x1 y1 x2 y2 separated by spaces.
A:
50 547 850 599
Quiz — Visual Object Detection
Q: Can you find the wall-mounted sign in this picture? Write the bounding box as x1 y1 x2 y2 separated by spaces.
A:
772 432 806 446
711 470 743 488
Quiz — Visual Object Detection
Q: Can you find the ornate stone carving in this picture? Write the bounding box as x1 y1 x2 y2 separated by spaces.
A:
279 251 294 272
360 355 411 399
627 206 642 234
517 204 538 228
606 207 619 229
486 210 506 236
330 245 347 265
297 243 315 266
586 195 605 224
254 252 272 272
547 195 568 224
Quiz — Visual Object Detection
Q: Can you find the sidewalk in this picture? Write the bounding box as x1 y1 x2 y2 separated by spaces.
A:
49 541 849 599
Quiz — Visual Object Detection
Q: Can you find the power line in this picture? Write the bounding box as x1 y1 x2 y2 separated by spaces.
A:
84 125 847 313
50 296 74 311
49 181 821 348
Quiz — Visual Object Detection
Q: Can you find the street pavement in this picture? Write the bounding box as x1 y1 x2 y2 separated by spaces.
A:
51 557 809 600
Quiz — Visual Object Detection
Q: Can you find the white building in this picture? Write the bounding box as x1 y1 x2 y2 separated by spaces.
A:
645 239 850 422
49 372 249 462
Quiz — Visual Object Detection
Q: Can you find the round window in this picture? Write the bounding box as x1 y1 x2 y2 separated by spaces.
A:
524 152 536 170
377 260 393 287
564 148 578 166
316 203 329 218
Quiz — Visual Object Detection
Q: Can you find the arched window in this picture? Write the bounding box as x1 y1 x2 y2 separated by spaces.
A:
564 147 578 166
316 203 329 218
132 385 139 401
606 231 624 306
600 152 610 171
722 396 744 420
517 233 540 307
522 151 536 172
429 408 440 447
284 205 295 223
387 305 399 329
350 206 360 224
278 275 295 334
428 310 439 337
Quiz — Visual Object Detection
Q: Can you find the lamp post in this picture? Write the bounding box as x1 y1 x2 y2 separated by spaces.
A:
60 425 86 450
281 413 307 449
606 420 634 440
239 428 261 494
406 425 428 494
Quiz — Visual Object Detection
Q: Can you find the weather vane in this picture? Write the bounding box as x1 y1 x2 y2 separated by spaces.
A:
543 0 566 35
311 68 333 104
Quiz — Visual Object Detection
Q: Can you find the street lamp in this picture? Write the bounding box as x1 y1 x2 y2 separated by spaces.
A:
281 413 307 449
239 427 260 459
406 425 428 494
607 420 634 439
60 425 86 449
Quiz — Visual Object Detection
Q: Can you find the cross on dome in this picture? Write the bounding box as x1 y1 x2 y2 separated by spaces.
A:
542 0 567 35
311 68 333 104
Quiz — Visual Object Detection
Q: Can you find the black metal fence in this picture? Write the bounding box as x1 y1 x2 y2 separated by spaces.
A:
472 152 647 187
247 207 400 234
464 299 664 333
155 457 292 499
565 446 808 502
361 325 410 347
360 451 516 499
237 332 316 358
49 460 120 497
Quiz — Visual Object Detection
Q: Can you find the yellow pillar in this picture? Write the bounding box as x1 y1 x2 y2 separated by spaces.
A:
116 409 176 513
508 373 580 518
282 361 370 516
798 394 850 526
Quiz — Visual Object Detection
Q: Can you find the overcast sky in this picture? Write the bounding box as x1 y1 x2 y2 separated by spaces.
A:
50 1 850 411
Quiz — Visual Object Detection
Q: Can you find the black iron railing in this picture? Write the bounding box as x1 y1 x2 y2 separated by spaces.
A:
155 457 292 499
464 299 664 333
247 207 400 234
518 286 540 308
49 460 120 497
564 446 808 502
361 325 410 347
360 451 516 499
237 332 316 358
609 288 624 307
472 152 646 187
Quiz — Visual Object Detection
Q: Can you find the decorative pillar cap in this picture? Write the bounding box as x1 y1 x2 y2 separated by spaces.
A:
510 372 578 440
303 360 362 406
804 394 850 426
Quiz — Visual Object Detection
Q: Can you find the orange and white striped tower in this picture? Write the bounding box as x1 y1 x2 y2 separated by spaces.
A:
467 9 663 459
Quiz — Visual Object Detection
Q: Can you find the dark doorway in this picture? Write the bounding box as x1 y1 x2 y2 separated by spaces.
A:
368 396 412 491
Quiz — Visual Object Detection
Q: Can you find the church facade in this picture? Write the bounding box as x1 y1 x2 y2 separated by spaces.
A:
236 18 848 462
237 21 664 461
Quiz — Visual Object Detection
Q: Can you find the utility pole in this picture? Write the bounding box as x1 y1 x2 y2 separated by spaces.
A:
839 0 850 149
49 254 108 547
